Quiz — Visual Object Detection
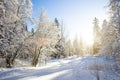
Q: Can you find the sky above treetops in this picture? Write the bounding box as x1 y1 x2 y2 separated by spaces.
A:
30 0 109 42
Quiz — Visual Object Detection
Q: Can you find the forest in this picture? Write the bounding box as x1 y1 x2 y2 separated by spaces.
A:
0 0 120 80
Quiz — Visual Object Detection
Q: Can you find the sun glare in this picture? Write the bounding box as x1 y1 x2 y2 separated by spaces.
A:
81 28 93 46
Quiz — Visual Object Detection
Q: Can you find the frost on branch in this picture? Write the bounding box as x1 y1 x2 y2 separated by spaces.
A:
0 0 33 68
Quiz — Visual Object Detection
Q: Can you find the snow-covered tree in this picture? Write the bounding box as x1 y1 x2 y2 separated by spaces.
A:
108 0 120 56
37 8 59 48
54 18 59 27
27 8 60 66
93 17 101 55
105 0 120 72
73 35 80 55
64 39 73 57
100 19 114 57
100 0 120 58
79 35 84 56
0 0 33 68
54 20 66 58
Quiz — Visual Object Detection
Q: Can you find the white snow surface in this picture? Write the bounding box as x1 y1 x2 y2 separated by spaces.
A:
0 56 120 80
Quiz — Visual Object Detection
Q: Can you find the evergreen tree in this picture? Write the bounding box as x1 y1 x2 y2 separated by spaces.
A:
79 35 84 56
39 8 49 23
31 28 34 34
93 17 100 54
100 20 112 57
54 18 59 27
109 0 120 56
100 0 120 59
73 35 80 55
54 20 65 58
64 39 73 57
101 20 108 46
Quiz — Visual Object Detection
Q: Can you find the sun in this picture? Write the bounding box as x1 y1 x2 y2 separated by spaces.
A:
80 28 93 46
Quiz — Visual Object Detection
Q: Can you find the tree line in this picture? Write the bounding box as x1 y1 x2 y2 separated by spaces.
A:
0 0 120 70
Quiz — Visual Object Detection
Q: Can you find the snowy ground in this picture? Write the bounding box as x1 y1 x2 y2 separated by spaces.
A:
0 56 120 80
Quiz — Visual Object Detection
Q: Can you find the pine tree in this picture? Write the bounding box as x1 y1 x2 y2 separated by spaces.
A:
54 18 59 27
101 20 107 46
31 28 34 34
100 0 120 60
64 39 73 57
93 17 100 55
79 35 84 56
109 0 120 55
99 0 120 74
54 19 65 58
73 35 80 55
100 20 112 57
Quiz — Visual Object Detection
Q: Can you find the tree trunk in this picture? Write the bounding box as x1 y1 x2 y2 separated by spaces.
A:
6 45 22 68
6 54 12 68
32 46 42 67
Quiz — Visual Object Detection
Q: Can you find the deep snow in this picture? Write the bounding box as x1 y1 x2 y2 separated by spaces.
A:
0 56 120 80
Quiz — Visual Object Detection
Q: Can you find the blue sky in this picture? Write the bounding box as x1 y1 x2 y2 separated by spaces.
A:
30 0 109 40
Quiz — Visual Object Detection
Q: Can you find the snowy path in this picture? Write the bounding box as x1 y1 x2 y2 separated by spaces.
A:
0 56 120 80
